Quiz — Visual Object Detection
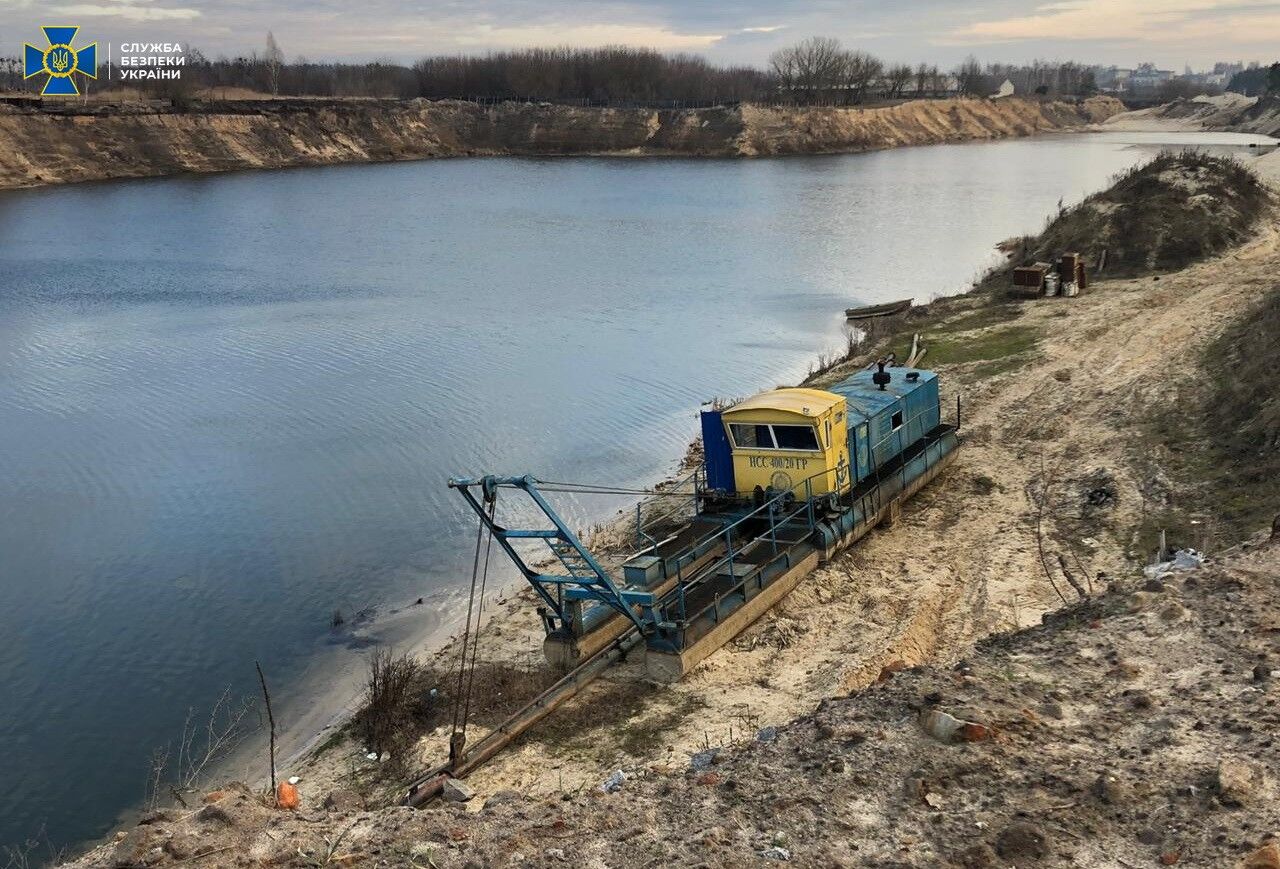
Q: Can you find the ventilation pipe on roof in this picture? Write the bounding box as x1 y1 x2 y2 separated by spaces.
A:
873 359 891 391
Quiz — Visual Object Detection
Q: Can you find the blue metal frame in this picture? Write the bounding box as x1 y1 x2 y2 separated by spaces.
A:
700 409 735 492
448 475 655 635
644 478 818 652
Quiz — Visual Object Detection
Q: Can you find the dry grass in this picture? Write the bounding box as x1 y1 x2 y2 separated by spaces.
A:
353 652 562 769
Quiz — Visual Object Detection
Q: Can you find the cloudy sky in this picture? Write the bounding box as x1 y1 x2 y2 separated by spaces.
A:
3 0 1277 69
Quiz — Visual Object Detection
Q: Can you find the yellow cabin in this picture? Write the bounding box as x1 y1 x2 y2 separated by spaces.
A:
718 388 850 498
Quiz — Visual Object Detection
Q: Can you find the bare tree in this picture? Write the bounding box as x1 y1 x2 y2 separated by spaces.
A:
146 687 258 810
793 36 847 100
769 45 800 94
885 63 913 98
842 50 883 104
0 56 25 92
955 55 988 96
930 65 947 94
265 31 283 96
914 62 931 96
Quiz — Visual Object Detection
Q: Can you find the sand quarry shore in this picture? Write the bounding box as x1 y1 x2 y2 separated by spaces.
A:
1099 93 1280 182
254 105 1280 802
0 95 1123 189
58 108 1280 868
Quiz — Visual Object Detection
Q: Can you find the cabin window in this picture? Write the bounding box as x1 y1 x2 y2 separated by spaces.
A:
729 423 774 449
727 423 821 452
891 410 904 430
772 425 821 451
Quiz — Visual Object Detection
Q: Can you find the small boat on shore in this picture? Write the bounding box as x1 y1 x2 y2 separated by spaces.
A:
844 297 912 320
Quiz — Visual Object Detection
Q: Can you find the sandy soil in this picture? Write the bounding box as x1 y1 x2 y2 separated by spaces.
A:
0 96 1123 189
1101 100 1280 184
55 138 1280 869
1102 94 1258 132
1252 149 1280 184
65 526 1280 868
253 190 1280 821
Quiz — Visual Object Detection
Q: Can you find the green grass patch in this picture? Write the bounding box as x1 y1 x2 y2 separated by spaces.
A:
873 324 1042 372
807 297 1037 389
310 725 349 760
932 302 1024 335
924 325 1041 366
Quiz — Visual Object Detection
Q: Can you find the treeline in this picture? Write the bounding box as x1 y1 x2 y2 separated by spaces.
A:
1228 63 1280 97
769 37 941 102
0 35 1102 105
984 61 1097 99
768 39 1097 103
412 47 771 103
190 49 419 99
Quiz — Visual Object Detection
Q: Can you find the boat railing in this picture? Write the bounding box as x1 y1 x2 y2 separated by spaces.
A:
632 467 703 550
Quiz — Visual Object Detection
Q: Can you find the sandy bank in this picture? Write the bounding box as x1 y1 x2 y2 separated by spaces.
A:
248 157 1279 821
56 145 1280 869
0 96 1124 190
1102 93 1258 132
68 539 1280 868
1103 93 1280 139
1102 97 1280 183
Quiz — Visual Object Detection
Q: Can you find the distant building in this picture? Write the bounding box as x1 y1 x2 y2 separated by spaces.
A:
1096 66 1133 93
1128 62 1175 90
1097 60 1253 96
991 78 1015 99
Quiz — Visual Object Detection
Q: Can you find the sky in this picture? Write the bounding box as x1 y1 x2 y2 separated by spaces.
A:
2 0 1278 70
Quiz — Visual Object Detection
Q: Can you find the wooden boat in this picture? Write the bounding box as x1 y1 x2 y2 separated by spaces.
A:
844 298 912 321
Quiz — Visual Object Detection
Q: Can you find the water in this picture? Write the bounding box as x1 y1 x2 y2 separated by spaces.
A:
0 130 1270 855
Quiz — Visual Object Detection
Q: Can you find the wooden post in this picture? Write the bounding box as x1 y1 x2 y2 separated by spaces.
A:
255 661 277 800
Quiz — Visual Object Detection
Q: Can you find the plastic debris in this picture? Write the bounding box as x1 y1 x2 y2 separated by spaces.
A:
276 780 301 810
600 770 626 793
1144 548 1205 580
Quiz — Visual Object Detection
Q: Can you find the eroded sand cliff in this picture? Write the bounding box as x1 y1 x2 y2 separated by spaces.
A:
0 95 1124 189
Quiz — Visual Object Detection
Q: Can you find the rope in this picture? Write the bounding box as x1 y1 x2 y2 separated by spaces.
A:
449 495 491 763
459 496 495 740
526 478 697 497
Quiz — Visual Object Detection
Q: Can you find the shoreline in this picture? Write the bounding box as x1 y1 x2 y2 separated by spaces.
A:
52 115 1276 862
212 117 1280 799
52 107 1280 869
0 95 1124 191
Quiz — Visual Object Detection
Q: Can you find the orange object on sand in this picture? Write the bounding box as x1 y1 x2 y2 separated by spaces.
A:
276 780 300 810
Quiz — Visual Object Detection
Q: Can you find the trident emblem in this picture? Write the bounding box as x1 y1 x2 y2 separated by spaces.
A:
24 27 97 96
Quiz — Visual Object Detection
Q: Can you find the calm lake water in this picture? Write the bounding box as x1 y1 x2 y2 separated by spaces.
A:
0 130 1272 854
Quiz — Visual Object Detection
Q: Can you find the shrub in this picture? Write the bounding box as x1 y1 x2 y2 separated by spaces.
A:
357 649 424 761
996 150 1270 283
